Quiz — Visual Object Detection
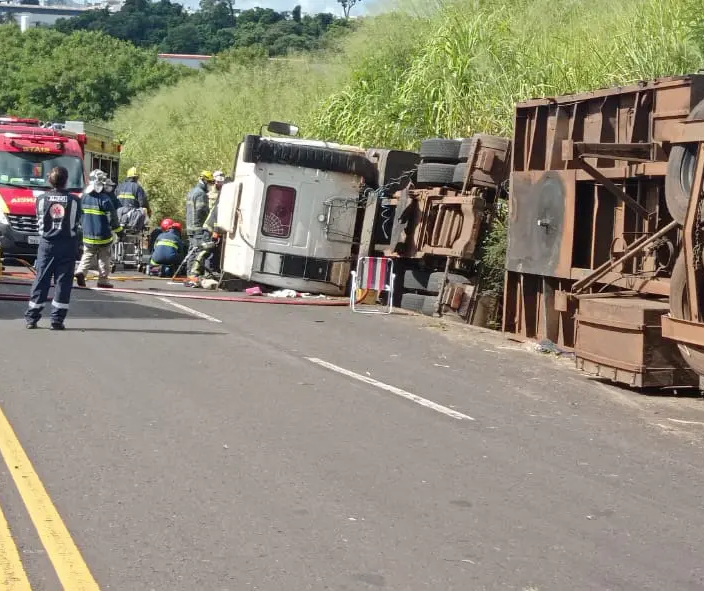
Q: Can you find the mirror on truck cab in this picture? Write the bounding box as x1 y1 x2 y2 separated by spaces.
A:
266 121 299 137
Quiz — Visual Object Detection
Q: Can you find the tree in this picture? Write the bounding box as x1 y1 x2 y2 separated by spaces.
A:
53 1 352 57
337 0 362 19
0 25 189 121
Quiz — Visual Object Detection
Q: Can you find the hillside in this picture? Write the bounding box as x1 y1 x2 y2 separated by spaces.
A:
113 0 704 221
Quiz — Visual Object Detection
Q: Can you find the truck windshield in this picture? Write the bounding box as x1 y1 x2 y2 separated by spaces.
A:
0 152 84 191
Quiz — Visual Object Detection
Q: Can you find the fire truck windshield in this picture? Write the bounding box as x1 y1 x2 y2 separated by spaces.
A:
0 152 84 191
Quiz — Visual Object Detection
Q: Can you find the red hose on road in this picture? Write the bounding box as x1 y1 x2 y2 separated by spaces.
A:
84 285 352 306
0 293 29 301
1 282 355 306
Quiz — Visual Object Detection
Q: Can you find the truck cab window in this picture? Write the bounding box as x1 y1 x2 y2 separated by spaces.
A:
262 185 296 238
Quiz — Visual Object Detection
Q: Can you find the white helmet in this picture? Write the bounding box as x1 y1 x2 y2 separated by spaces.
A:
213 170 225 183
85 169 107 194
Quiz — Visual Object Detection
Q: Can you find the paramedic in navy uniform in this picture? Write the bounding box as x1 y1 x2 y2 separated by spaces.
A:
24 166 81 330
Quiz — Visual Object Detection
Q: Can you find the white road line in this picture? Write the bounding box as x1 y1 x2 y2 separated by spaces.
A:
306 357 476 421
157 297 223 323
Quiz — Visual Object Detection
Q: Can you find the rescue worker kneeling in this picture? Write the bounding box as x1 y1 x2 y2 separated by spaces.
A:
24 166 81 330
75 170 124 289
150 219 185 277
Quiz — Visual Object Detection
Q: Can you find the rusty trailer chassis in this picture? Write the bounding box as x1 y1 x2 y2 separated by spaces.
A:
382 186 488 260
502 74 704 387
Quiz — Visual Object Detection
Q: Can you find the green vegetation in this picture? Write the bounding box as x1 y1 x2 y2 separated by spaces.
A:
311 0 702 146
54 0 354 57
0 24 187 121
114 0 704 293
112 57 345 217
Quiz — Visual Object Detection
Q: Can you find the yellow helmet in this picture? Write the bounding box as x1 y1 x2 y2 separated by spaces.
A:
200 170 215 183
127 167 139 178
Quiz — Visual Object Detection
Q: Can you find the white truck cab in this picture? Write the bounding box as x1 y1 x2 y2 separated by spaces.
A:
217 128 375 296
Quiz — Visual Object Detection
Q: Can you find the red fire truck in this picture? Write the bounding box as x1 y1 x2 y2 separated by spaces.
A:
0 117 121 259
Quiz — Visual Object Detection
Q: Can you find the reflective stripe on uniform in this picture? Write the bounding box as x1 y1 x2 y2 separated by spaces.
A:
27 301 44 309
83 236 113 245
82 208 106 216
51 300 69 310
118 194 136 200
114 226 124 234
155 239 179 248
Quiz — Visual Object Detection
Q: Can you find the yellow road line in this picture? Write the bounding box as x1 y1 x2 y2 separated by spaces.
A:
0 502 31 590
0 403 100 590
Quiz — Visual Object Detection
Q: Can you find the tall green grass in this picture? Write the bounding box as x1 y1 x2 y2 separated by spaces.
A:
310 0 702 147
112 57 345 218
114 0 703 231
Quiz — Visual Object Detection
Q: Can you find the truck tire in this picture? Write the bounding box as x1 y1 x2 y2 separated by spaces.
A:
421 294 439 316
241 134 260 163
400 292 438 316
416 163 456 187
400 292 425 312
419 139 461 163
403 268 432 292
452 162 467 187
666 99 704 225
252 139 378 187
669 253 704 375
427 271 470 294
458 137 477 162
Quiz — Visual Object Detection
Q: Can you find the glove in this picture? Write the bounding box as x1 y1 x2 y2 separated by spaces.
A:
117 230 126 241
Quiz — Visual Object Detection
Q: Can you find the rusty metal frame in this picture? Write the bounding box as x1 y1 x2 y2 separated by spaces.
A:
562 141 658 163
571 220 677 294
662 315 704 348
562 140 652 218
682 143 704 323
386 187 486 259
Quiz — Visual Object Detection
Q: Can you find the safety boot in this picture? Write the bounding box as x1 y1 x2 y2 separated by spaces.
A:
96 280 114 289
75 272 86 287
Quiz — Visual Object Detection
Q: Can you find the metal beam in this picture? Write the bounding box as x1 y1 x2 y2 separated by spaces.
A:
682 143 704 322
571 220 678 294
562 140 658 163
575 159 650 218
666 119 704 144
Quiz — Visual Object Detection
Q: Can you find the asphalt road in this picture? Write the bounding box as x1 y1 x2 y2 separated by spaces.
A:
2 275 704 590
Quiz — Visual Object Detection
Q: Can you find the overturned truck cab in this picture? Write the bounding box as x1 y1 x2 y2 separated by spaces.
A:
217 130 379 296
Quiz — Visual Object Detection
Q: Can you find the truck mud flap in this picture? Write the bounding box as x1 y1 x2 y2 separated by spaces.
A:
242 135 378 188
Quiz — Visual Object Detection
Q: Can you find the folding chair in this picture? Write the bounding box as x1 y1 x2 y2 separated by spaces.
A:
350 256 395 314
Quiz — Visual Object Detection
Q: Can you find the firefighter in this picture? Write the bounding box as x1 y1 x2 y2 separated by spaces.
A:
104 178 121 211
209 170 225 210
24 166 81 330
185 170 215 286
116 167 150 233
186 193 221 287
74 170 124 289
116 167 150 214
149 219 185 277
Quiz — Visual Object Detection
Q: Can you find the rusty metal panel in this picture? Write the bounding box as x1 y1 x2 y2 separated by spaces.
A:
389 187 486 260
503 74 704 356
575 297 698 387
507 171 574 278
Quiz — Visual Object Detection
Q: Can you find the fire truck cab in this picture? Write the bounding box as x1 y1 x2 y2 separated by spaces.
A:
0 117 121 259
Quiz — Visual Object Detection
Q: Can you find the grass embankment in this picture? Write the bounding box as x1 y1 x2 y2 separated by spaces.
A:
114 0 703 293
